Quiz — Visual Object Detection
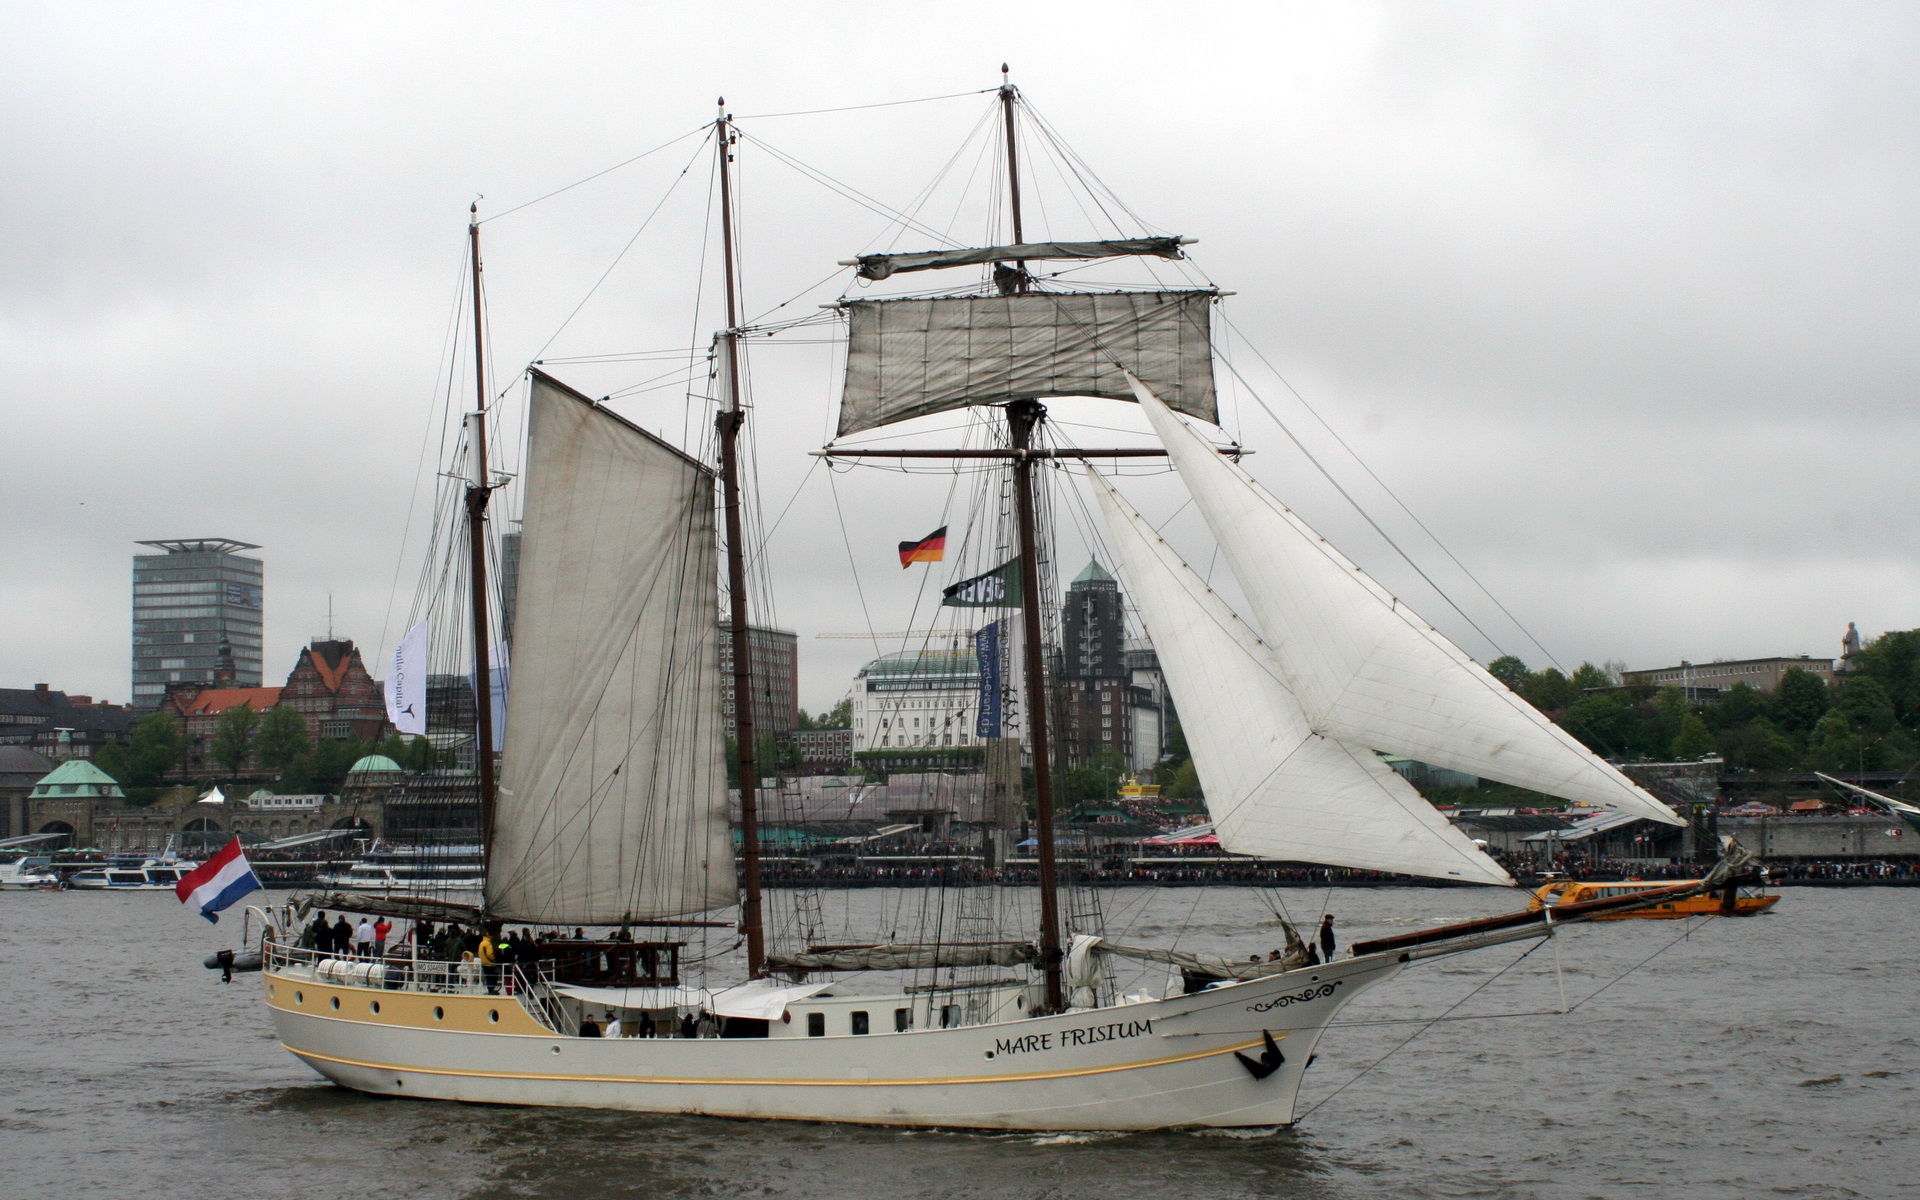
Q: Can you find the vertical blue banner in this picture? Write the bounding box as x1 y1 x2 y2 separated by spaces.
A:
974 620 1002 738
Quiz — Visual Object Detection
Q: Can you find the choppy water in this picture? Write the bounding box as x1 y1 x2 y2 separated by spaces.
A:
2 885 1914 1200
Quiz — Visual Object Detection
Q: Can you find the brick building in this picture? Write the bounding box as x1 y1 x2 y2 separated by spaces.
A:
719 623 799 743
159 637 391 775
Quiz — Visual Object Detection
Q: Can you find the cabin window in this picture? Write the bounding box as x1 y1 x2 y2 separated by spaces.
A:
894 1008 911 1032
851 1011 869 1035
940 1004 961 1028
806 1012 825 1037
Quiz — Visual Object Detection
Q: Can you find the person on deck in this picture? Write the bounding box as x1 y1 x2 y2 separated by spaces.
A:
331 915 353 959
300 912 325 952
1319 914 1337 959
353 917 376 959
478 929 500 994
372 918 392 958
578 1015 602 1038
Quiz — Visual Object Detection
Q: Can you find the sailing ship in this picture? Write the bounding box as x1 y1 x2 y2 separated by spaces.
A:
253 81 1751 1130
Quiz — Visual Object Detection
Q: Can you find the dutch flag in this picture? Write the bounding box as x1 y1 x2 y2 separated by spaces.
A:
175 836 262 924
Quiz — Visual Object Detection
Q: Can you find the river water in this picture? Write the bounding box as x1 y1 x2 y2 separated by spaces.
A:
2 885 1913 1200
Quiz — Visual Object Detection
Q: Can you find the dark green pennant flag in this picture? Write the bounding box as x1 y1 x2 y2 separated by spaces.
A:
941 560 1023 608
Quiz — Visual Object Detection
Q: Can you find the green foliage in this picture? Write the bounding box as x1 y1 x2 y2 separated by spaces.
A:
795 700 854 730
1849 629 1920 722
1523 668 1578 712
97 712 184 788
1771 668 1830 733
1559 691 1638 755
401 735 439 772
1159 721 1191 773
1717 715 1798 771
253 705 311 776
1838 675 1897 736
209 704 260 777
309 737 371 793
1708 682 1765 731
1487 656 1531 691
1064 748 1128 804
1569 662 1612 692
1671 712 1716 759
1163 759 1203 800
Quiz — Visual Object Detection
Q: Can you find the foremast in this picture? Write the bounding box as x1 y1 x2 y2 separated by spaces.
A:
465 205 501 877
714 101 767 976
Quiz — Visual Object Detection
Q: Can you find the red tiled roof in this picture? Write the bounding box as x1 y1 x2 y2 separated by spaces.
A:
181 687 283 715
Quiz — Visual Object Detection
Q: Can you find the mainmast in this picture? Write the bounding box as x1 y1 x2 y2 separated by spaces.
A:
714 101 768 976
999 71 1067 1013
465 205 500 882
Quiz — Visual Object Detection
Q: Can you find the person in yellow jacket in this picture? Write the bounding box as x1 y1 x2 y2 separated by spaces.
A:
477 929 500 994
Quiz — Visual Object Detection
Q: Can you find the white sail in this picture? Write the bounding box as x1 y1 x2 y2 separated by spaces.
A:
1089 471 1514 885
838 291 1216 436
487 372 735 923
1129 376 1679 825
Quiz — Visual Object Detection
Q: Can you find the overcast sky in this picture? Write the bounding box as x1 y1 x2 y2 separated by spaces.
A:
4 2 1916 713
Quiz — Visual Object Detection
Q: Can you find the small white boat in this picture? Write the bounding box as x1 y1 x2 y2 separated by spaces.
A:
68 859 189 890
321 845 487 892
0 854 59 889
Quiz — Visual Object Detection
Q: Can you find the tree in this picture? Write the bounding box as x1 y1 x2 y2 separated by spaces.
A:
1708 682 1766 731
1671 712 1716 759
309 736 369 793
1158 721 1191 774
104 712 184 787
1523 668 1578 712
1570 662 1612 692
1838 676 1897 736
1719 716 1797 771
1849 629 1920 724
1163 759 1203 800
402 734 438 772
253 705 311 777
1808 712 1862 773
1487 656 1531 691
1066 748 1128 805
1772 667 1830 733
209 704 259 778
822 698 853 729
1559 692 1637 756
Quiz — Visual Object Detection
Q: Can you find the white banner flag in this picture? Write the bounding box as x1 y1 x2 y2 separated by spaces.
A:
385 620 429 735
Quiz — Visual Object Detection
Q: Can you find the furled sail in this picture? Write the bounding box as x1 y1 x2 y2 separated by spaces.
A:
487 372 736 923
1128 376 1680 825
846 237 1187 280
837 290 1216 437
1090 471 1515 885
765 943 1039 972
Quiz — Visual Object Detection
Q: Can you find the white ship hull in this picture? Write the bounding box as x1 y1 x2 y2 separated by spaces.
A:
264 953 1402 1130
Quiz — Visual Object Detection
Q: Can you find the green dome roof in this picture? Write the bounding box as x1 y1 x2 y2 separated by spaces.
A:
347 754 404 774
29 758 126 799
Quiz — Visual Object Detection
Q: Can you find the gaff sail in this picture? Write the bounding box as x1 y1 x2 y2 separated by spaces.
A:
1128 375 1680 825
1089 471 1515 886
837 290 1217 437
487 372 735 924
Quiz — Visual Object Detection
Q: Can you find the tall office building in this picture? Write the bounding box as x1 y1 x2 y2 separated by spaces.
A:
130 539 264 709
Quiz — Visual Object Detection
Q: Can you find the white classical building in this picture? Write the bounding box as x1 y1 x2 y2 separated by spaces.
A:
849 650 982 753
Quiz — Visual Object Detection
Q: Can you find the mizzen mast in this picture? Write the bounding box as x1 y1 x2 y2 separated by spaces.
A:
714 100 768 976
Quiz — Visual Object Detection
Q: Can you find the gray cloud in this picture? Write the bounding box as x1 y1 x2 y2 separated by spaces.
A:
3 2 1914 711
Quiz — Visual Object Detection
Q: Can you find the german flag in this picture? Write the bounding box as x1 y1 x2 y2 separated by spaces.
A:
898 526 947 568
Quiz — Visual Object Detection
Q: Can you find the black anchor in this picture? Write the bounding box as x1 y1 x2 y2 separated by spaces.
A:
1234 1029 1285 1081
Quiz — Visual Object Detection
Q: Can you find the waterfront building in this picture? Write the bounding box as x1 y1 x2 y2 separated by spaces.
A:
1058 562 1163 774
0 684 132 761
783 726 853 774
0 746 55 838
849 649 980 756
158 637 392 775
719 622 799 742
131 538 264 709
1622 655 1835 695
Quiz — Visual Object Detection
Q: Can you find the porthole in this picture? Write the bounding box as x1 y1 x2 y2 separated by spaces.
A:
488 1009 500 1023
433 1006 445 1020
370 1001 381 1014
295 991 304 1004
551 1045 561 1055
330 996 341 1010
984 1049 997 1060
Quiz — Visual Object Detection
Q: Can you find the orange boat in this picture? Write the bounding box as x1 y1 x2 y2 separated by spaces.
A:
1528 878 1779 919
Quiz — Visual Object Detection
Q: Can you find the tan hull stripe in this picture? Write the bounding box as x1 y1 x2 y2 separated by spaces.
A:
284 1032 1278 1088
